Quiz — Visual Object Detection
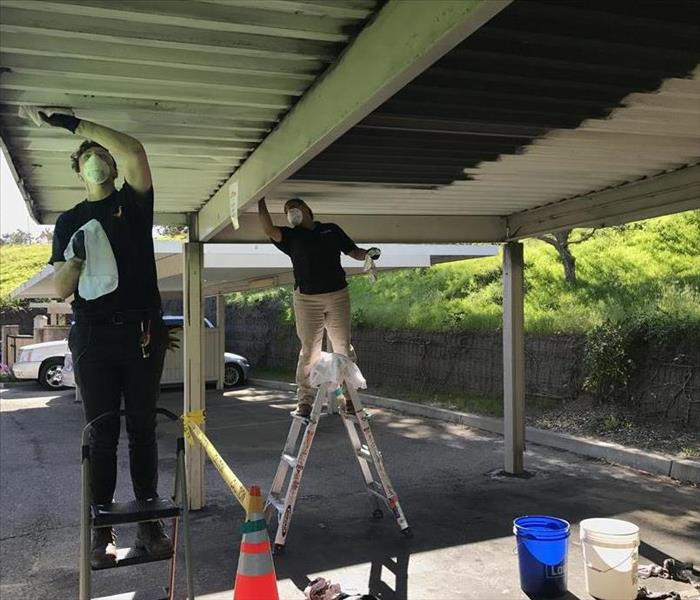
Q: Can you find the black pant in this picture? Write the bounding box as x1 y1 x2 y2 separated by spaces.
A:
70 318 168 505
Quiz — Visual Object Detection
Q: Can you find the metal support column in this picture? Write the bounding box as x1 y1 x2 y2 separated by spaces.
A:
503 242 525 474
216 294 226 391
184 216 206 509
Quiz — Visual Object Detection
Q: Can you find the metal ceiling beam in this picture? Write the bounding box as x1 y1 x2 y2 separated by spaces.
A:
212 213 506 243
0 7 339 60
506 164 700 238
197 0 512 241
0 53 310 95
1 0 353 42
40 211 189 226
0 31 322 79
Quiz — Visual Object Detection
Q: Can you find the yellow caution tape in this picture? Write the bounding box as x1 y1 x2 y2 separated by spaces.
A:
182 409 205 447
182 411 250 512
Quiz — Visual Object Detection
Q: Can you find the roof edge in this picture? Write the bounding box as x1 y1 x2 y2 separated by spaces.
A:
0 134 42 226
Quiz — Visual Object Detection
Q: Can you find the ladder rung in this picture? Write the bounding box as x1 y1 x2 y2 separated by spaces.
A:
266 496 285 514
356 447 372 462
366 482 388 502
281 453 298 468
92 546 173 571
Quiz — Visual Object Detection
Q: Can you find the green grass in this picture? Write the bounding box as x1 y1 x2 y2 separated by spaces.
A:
0 243 52 306
231 210 700 335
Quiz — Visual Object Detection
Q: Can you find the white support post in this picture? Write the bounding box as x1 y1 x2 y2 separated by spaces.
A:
503 242 525 475
216 294 226 391
184 230 205 509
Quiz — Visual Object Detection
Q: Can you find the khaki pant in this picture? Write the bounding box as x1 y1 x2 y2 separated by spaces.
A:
293 287 355 405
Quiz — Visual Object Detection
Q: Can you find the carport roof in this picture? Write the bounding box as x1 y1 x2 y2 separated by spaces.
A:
9 241 498 300
1 0 699 242
0 0 380 218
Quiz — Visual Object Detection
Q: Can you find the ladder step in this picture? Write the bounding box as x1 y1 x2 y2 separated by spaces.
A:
266 495 285 514
356 447 372 461
92 498 180 527
366 482 388 502
93 588 168 600
281 453 298 468
91 546 174 571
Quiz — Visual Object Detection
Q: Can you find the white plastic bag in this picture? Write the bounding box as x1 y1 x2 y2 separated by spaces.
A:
363 254 377 283
309 352 366 390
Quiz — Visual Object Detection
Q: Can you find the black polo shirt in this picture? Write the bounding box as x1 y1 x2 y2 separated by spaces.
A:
273 222 358 294
49 182 161 315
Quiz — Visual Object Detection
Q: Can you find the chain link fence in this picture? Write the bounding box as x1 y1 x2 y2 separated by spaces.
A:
225 299 700 427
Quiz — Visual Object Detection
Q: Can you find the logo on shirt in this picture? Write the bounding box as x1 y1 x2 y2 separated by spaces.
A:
113 205 123 218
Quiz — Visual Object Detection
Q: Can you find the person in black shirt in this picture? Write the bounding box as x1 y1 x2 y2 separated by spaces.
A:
258 197 380 417
45 111 171 568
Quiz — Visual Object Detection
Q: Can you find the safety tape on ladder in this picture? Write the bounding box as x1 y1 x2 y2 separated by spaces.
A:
182 410 250 513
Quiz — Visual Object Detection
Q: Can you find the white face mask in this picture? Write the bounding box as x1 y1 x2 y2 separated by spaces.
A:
287 208 304 227
82 154 112 185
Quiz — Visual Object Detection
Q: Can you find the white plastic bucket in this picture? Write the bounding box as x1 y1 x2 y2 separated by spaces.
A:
580 519 640 600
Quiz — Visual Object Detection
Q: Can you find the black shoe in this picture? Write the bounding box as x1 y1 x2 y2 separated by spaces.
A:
295 403 312 418
91 527 117 569
135 521 173 559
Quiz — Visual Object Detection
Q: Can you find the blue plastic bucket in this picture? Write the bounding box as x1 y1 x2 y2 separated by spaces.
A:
514 515 570 598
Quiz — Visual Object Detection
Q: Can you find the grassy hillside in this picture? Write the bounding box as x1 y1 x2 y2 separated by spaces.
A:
231 210 700 335
0 243 51 304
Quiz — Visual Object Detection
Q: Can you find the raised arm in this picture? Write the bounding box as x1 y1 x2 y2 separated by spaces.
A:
40 113 152 194
258 198 282 243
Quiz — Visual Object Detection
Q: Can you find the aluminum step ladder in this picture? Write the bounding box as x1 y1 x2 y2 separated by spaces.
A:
79 409 194 600
265 380 410 553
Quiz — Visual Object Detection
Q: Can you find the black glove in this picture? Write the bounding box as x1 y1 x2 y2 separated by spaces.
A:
39 111 80 133
367 247 381 260
71 230 86 261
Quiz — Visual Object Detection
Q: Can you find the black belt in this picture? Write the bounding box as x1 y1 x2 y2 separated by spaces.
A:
74 309 161 326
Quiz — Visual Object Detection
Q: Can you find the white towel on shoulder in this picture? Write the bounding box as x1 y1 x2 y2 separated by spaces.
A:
64 219 119 300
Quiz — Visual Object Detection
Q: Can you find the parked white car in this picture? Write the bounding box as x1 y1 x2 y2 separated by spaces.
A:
12 339 68 390
62 315 250 389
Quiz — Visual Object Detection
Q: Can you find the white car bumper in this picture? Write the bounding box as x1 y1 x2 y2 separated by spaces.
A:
12 361 41 381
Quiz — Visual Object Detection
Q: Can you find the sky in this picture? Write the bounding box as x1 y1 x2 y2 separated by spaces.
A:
1 151 51 236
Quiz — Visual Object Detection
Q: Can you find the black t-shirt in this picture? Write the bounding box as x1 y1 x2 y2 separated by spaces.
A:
272 222 358 294
49 182 161 315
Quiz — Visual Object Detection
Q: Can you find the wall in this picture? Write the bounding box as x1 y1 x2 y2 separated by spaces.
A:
0 306 43 336
225 299 700 427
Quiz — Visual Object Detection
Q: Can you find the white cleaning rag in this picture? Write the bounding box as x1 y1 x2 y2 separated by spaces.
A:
310 352 367 390
64 219 119 300
18 105 75 128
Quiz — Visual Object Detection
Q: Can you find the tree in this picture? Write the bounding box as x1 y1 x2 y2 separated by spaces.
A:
156 225 188 239
0 229 34 245
537 228 597 284
36 228 53 243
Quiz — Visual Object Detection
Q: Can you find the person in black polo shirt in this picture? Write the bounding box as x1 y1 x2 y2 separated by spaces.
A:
44 111 171 568
258 197 380 417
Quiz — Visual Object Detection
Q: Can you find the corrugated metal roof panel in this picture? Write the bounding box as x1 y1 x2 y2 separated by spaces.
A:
0 0 379 218
286 0 700 216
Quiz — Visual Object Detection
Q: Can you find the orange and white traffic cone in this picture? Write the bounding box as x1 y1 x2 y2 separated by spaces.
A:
233 485 279 600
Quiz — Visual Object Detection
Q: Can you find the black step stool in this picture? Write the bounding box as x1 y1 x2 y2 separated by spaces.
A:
79 409 194 600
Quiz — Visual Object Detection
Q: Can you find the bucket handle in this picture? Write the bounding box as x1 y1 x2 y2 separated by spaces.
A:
586 550 637 574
